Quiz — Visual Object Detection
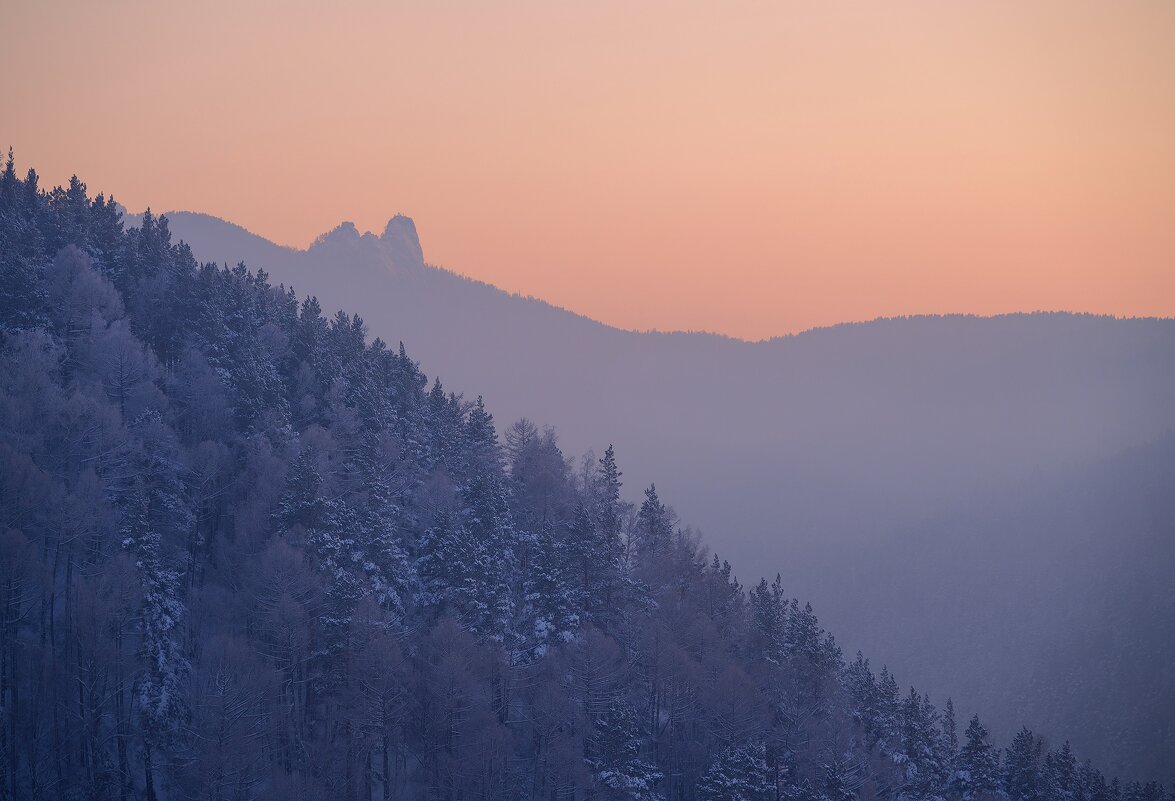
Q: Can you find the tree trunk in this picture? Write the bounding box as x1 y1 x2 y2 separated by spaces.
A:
382 725 391 801
143 740 157 801
115 625 129 801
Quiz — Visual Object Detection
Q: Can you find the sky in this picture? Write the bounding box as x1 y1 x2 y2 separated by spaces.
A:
5 0 1174 340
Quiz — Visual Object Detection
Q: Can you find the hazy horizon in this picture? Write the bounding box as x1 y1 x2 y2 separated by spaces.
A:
130 206 1175 342
6 0 1175 338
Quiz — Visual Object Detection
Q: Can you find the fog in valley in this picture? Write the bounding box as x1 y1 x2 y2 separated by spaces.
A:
149 210 1175 782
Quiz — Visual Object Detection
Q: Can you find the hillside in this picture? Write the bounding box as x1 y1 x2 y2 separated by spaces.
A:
5 164 1173 799
137 208 1175 780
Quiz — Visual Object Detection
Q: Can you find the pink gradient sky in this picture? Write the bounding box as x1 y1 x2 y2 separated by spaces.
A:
6 1 1174 340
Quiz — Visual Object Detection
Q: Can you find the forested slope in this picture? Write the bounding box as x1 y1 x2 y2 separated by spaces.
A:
1 157 1171 801
151 206 1175 782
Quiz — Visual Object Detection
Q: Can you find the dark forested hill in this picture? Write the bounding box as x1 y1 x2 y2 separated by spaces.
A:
136 203 1175 781
2 159 1173 801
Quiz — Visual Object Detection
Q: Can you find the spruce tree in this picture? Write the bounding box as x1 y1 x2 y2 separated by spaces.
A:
1005 727 1043 801
459 471 518 641
843 651 880 740
748 574 786 666
1042 742 1078 801
522 519 581 656
952 715 1002 800
944 698 960 759
0 152 48 332
697 740 773 801
635 483 671 561
588 700 664 801
120 481 188 800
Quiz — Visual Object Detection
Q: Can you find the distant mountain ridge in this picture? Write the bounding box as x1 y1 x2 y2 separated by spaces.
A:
131 208 1175 781
136 208 1158 342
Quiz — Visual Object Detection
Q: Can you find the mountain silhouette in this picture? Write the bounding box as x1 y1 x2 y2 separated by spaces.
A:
133 209 1175 780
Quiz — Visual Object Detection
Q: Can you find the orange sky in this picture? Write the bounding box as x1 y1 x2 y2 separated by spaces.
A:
5 0 1174 340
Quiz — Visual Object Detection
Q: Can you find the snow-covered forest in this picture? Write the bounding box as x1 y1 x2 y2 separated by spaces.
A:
1 156 1171 801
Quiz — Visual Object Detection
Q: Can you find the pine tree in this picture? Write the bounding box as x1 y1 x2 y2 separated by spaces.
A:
463 394 501 478
522 519 581 656
1076 760 1111 801
703 553 744 632
459 471 518 641
897 686 946 798
748 574 786 666
1042 742 1078 801
588 700 664 801
276 442 363 642
697 740 773 801
357 479 415 622
345 429 417 622
120 481 188 801
0 152 48 332
876 665 902 744
566 501 607 627
1005 727 1043 801
415 507 466 611
635 483 672 561
313 500 368 641
783 599 840 700
276 443 330 537
596 444 624 561
944 698 960 759
425 377 464 475
952 715 1002 800
843 651 880 740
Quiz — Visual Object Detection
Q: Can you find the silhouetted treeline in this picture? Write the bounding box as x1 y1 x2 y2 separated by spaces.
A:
1 154 1170 801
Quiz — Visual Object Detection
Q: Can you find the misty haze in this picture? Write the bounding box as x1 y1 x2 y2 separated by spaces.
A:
148 209 1175 783
4 2 1175 800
